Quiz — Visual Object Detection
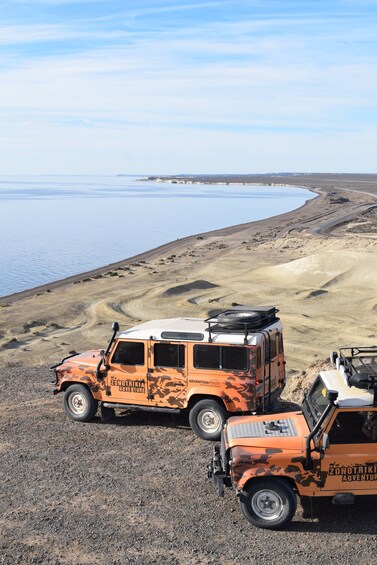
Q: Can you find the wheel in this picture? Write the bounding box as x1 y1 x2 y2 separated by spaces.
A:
217 311 261 329
189 399 227 440
63 384 98 422
240 478 297 530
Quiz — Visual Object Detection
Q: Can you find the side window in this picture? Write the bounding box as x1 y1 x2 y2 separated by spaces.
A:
194 345 248 371
222 347 248 370
154 343 185 368
112 341 144 365
328 411 377 444
194 345 220 369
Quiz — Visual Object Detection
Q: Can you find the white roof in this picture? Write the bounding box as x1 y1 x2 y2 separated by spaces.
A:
320 369 374 407
118 317 282 345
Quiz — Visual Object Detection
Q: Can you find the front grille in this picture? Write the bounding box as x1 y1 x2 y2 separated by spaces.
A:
220 428 229 475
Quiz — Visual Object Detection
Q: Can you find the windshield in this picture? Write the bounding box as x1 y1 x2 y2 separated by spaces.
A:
302 376 330 429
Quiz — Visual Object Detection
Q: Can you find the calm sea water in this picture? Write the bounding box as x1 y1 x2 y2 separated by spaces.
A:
0 175 314 297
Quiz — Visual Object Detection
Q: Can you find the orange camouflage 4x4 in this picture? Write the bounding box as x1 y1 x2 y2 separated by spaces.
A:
52 306 285 440
208 346 377 528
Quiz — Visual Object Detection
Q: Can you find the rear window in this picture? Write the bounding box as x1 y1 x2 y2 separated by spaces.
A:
265 336 277 363
194 345 248 371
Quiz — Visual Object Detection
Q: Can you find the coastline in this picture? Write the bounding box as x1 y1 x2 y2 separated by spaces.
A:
1 180 315 303
1 174 377 376
1 185 318 304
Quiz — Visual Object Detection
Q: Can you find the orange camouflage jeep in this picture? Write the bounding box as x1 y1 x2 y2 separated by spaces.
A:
51 305 285 440
208 346 377 527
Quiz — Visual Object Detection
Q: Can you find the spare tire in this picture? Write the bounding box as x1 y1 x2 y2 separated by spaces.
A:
217 311 262 329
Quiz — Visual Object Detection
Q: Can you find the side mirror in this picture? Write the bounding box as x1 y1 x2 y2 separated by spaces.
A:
112 322 120 333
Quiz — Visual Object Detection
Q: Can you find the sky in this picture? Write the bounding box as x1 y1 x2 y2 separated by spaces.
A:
1 0 376 175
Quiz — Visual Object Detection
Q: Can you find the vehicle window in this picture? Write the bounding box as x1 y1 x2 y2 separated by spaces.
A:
264 336 277 363
194 345 220 369
307 377 330 418
329 411 377 444
112 341 144 365
194 345 248 371
154 343 185 368
222 347 248 370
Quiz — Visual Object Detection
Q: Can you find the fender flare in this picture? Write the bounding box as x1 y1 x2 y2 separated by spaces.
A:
186 388 236 412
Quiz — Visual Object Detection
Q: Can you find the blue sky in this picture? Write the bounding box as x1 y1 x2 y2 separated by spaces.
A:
1 0 376 174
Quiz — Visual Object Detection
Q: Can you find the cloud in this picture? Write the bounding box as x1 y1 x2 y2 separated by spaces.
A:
0 0 376 173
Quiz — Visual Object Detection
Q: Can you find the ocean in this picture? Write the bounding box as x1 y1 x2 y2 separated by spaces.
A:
0 175 315 297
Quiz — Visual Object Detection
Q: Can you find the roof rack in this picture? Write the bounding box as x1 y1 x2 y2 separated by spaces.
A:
205 306 279 344
338 346 377 402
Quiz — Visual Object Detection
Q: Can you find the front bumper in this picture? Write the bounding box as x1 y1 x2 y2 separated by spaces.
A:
49 352 81 392
207 445 230 498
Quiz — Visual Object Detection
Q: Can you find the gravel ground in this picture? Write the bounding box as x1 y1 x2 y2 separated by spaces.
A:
1 367 377 565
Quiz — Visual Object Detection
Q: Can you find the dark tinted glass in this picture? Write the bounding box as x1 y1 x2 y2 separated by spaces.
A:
329 411 377 444
161 331 203 341
112 341 144 365
194 345 221 369
265 336 277 362
194 345 248 370
154 343 185 368
222 346 248 370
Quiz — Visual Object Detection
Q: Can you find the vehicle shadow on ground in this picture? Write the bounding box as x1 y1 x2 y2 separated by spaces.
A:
292 496 377 534
91 409 192 432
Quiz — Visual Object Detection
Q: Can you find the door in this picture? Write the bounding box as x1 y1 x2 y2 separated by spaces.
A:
320 409 377 492
147 341 187 408
106 340 148 403
262 332 280 399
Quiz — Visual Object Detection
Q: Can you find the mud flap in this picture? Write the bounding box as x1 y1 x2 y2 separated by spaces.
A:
101 403 115 422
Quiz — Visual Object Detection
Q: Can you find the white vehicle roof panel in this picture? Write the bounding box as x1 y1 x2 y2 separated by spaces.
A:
320 369 374 407
118 317 282 345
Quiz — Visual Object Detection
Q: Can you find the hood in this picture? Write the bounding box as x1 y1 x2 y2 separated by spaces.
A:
225 412 309 453
61 349 103 369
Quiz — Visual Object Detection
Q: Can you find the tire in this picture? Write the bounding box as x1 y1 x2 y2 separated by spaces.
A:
240 478 297 530
63 384 98 422
189 399 227 441
217 311 262 329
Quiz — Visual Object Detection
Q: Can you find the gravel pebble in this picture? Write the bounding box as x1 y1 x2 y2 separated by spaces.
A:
1 367 377 565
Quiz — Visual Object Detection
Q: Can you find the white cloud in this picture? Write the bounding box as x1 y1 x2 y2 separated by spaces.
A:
0 2 376 173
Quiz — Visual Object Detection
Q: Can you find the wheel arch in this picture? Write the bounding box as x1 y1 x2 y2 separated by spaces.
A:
186 393 228 412
60 380 97 397
241 474 298 495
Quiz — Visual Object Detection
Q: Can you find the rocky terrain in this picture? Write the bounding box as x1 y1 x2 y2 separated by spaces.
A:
1 366 377 565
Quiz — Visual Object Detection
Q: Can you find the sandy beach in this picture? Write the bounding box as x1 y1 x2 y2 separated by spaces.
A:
1 173 377 388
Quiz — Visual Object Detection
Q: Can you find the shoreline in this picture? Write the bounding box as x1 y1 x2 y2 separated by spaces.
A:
1 183 318 303
2 173 377 372
3 172 377 303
